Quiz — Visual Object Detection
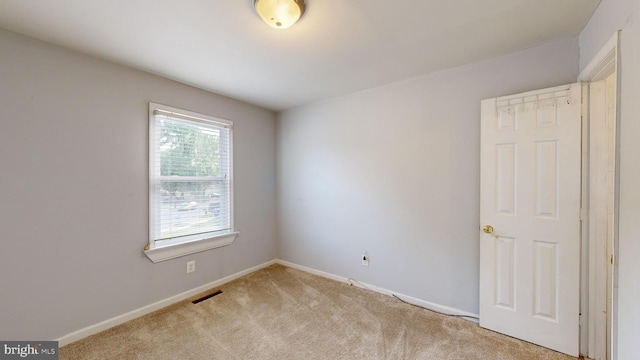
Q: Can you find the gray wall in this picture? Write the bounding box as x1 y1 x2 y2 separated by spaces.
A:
580 0 640 358
0 29 277 340
276 38 579 315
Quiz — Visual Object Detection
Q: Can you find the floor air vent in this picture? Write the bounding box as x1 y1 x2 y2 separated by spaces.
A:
192 290 223 304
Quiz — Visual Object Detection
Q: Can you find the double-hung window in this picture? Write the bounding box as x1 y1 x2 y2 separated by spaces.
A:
145 103 237 262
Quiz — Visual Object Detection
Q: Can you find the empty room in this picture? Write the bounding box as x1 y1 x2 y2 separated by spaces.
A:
1 0 639 359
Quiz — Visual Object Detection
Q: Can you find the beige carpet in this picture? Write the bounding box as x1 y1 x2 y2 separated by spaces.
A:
60 264 575 359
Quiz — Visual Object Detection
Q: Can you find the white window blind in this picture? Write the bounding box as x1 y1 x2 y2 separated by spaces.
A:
149 104 233 248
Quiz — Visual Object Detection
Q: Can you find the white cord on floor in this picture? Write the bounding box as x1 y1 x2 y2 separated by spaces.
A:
391 294 479 320
346 277 479 321
347 278 374 291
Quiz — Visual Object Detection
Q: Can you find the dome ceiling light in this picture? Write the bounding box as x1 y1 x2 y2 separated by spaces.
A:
254 0 306 29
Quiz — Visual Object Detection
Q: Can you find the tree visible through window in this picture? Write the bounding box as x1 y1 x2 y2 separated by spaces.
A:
150 103 232 247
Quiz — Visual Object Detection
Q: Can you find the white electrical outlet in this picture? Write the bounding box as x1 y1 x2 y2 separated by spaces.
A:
187 260 196 273
361 253 369 267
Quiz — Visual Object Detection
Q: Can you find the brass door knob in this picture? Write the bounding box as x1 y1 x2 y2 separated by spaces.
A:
482 225 494 234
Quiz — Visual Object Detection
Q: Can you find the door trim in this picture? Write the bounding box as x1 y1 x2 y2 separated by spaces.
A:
578 31 620 360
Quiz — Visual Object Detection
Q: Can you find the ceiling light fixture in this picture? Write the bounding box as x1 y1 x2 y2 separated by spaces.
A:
254 0 306 29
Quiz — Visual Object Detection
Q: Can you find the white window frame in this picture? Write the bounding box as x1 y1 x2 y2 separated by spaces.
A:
144 103 238 263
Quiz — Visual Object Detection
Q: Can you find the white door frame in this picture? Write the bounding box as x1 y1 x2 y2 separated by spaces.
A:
578 31 620 360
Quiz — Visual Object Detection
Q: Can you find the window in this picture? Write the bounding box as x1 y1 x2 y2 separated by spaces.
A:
145 103 237 262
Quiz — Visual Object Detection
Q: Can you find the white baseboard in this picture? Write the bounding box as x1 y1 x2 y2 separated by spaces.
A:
56 259 276 347
275 259 479 322
58 258 479 347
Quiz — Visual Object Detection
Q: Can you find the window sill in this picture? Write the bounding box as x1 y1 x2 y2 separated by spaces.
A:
143 231 239 263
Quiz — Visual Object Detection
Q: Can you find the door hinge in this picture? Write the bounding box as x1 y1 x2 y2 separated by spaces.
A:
611 255 614 265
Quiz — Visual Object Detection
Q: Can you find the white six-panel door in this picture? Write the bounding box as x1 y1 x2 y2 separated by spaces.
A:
479 83 581 356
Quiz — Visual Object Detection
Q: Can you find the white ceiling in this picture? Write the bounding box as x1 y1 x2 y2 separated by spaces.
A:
0 0 600 111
